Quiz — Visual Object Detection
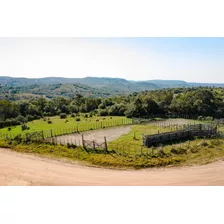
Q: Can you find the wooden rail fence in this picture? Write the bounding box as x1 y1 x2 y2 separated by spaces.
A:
143 124 218 147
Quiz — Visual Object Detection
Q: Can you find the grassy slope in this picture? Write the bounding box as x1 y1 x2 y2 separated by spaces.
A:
0 139 185 169
0 122 223 169
108 121 201 154
0 115 131 136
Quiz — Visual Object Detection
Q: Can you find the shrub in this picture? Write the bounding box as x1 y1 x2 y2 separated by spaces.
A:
0 119 20 129
71 113 75 118
190 148 199 153
198 115 203 121
67 143 77 149
98 109 108 116
206 116 213 121
21 123 30 131
89 111 95 117
16 115 27 124
170 147 187 155
60 113 67 119
158 149 167 157
76 117 81 122
84 114 88 118
13 134 23 143
27 115 34 122
8 127 11 131
43 117 47 121
48 120 52 124
198 141 209 147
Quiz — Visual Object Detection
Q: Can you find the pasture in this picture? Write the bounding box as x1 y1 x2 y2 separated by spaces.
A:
0 115 132 137
0 117 224 169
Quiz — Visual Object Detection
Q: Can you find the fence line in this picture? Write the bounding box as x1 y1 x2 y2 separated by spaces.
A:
0 118 133 141
1 118 223 158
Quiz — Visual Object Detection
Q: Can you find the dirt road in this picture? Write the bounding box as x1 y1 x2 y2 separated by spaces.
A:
1 148 224 186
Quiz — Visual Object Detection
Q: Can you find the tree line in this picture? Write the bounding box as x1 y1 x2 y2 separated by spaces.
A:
0 87 223 128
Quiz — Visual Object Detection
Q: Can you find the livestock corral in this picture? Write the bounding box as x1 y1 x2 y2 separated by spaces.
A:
0 118 224 168
143 124 217 147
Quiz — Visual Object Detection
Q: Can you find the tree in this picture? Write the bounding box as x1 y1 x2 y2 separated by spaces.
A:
142 97 160 116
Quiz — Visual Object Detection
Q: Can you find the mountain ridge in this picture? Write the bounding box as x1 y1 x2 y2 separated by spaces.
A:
0 76 223 100
1 76 223 86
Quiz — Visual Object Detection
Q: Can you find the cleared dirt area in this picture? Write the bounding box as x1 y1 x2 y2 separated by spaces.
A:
53 119 193 145
54 125 131 145
0 148 224 186
151 118 196 126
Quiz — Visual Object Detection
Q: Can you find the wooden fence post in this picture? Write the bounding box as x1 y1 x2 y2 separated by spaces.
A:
104 136 109 153
41 131 44 140
81 134 84 147
50 129 53 143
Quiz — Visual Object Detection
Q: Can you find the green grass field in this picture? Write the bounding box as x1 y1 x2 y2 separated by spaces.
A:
108 122 224 158
0 119 223 169
0 115 132 137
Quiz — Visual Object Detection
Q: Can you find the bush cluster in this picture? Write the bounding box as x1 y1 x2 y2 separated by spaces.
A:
60 113 67 119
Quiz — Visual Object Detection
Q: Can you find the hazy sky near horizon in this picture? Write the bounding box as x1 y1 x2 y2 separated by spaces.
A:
0 37 224 83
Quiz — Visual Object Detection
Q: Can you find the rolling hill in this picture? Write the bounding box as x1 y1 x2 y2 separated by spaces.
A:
0 76 223 100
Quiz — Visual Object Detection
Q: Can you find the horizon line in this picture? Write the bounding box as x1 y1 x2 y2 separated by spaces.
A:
1 75 224 84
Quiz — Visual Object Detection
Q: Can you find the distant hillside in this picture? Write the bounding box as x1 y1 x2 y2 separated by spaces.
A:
0 76 158 99
188 82 224 88
0 76 223 100
0 83 114 100
145 80 190 88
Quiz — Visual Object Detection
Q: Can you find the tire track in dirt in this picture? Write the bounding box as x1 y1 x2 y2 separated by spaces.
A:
0 148 224 186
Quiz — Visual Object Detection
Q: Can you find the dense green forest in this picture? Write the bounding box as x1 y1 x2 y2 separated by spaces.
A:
1 76 224 100
0 86 223 129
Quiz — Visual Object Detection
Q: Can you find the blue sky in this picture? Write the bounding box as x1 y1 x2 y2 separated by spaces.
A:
0 37 223 83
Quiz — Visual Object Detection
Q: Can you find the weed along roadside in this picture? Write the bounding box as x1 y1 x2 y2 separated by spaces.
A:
0 119 224 169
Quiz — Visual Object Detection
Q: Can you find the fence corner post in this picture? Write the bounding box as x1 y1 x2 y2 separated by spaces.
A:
81 134 84 148
104 136 109 153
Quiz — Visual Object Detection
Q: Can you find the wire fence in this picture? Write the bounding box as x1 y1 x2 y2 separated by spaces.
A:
0 118 133 141
0 118 223 158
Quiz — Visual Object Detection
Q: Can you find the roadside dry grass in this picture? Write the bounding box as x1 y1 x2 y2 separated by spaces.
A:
0 135 224 169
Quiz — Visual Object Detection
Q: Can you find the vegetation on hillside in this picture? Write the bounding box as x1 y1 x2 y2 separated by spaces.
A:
0 87 223 129
1 76 224 100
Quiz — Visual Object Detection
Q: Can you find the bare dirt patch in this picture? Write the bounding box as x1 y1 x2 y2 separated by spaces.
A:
151 118 196 126
0 148 224 186
54 125 131 145
53 119 193 145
